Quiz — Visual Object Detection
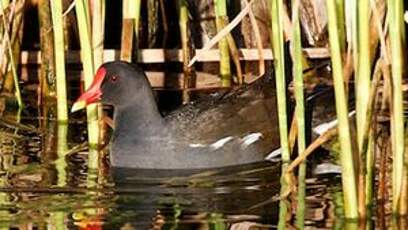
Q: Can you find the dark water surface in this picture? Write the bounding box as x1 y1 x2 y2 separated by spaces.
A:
0 104 398 229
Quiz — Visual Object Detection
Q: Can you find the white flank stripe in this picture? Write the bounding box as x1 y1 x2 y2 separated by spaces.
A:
241 132 263 147
210 136 234 150
189 143 207 148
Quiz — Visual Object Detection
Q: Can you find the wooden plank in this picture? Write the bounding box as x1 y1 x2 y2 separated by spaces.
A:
20 48 329 65
20 66 225 89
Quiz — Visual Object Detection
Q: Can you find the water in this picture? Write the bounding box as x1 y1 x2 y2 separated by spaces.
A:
0 103 336 229
0 104 403 229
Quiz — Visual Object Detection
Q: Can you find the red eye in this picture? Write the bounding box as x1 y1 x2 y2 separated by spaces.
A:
111 75 118 82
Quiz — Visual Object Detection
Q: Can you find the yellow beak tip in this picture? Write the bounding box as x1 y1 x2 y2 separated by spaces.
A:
71 100 87 113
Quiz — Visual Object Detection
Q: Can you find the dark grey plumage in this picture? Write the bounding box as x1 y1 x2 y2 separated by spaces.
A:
99 61 280 169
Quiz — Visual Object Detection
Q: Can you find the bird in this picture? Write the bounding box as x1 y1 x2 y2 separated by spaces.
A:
72 61 283 170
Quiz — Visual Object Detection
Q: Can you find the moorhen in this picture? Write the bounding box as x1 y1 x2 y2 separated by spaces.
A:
72 61 281 169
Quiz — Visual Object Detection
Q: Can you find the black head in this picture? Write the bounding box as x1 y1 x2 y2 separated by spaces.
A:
72 61 152 111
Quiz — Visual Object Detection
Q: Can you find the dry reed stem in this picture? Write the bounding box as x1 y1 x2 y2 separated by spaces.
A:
288 114 298 155
226 33 243 84
120 19 134 61
0 0 22 107
286 128 338 174
243 0 265 75
188 0 254 67
158 0 168 47
0 0 15 76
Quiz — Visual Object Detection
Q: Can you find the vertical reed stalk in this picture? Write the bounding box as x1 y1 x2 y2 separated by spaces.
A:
226 34 243 84
178 0 193 103
356 0 371 218
38 0 55 101
356 0 371 142
147 0 159 47
351 0 358 69
214 0 231 87
76 0 100 169
121 0 135 61
327 0 358 219
291 0 306 227
92 0 106 144
50 0 68 121
399 0 407 214
92 0 105 69
335 0 346 54
133 0 141 41
121 0 142 61
56 123 68 187
244 0 264 75
270 0 290 228
388 0 405 214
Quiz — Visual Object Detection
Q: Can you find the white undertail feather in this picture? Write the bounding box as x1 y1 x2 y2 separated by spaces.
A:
210 136 234 150
265 148 281 161
313 110 356 135
189 132 263 151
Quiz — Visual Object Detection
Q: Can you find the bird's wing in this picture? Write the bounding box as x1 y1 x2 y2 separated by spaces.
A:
165 75 280 157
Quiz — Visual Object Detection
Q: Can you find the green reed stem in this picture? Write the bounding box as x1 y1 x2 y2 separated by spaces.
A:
356 0 371 147
50 0 67 121
327 0 358 219
335 0 346 54
56 123 68 187
76 0 100 169
92 0 105 70
0 0 22 108
399 0 407 215
363 60 382 215
133 0 141 40
214 0 231 87
130 0 142 59
351 0 358 66
270 0 290 228
92 0 106 143
291 0 306 228
388 0 405 214
50 212 66 230
356 0 371 218
270 0 289 169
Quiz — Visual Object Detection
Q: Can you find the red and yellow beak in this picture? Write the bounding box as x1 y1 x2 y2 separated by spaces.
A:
71 67 106 112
